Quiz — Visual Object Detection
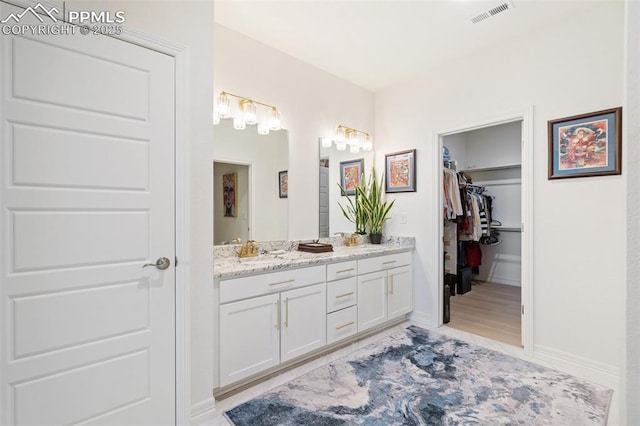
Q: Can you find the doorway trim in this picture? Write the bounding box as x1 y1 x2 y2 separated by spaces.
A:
1 0 191 423
433 107 534 356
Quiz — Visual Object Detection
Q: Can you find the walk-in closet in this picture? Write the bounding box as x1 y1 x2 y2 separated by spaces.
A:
442 121 523 347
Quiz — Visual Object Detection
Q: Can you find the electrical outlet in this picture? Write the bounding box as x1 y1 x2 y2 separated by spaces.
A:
400 213 407 224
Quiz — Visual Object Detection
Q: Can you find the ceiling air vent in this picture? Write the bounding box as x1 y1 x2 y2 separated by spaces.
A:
470 1 514 24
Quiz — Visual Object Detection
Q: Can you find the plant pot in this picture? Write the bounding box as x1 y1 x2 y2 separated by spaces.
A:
369 233 382 244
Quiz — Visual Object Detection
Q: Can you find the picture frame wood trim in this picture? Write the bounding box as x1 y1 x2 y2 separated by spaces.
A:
547 107 622 180
385 149 416 193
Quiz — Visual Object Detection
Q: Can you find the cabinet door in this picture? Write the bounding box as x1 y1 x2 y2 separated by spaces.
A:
387 265 413 319
357 271 387 332
280 283 327 362
219 293 280 387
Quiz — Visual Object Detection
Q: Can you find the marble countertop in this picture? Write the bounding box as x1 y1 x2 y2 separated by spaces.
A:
214 243 413 280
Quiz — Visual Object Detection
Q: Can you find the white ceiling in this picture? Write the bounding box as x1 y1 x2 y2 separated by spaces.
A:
214 0 609 92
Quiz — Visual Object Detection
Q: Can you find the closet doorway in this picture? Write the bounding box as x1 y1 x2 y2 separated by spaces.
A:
437 111 533 353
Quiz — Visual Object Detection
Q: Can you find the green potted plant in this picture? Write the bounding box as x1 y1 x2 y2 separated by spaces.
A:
360 167 394 244
337 173 368 235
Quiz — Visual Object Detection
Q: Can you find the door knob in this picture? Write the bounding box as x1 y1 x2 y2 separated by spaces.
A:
143 257 171 270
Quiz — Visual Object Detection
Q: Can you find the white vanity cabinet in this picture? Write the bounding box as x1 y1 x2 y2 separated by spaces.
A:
218 266 326 387
280 283 326 362
219 293 280 386
326 261 358 344
216 249 413 389
357 252 413 332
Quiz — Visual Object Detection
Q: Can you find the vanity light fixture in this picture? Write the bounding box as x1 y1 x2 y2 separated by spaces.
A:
326 125 373 152
214 91 282 135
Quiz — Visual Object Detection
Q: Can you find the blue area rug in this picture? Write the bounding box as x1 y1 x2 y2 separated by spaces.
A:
225 325 612 425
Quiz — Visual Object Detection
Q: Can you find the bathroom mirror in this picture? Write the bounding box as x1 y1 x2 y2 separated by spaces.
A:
214 118 288 245
319 140 374 238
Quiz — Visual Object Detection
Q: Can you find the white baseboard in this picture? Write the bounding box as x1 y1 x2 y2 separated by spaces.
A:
533 344 620 390
190 398 217 425
485 276 521 287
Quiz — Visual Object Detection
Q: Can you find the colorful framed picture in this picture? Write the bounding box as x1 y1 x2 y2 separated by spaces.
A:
278 170 288 198
548 107 622 179
339 158 364 196
385 149 416 193
222 172 237 217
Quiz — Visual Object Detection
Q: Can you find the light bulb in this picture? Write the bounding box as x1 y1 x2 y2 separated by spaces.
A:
241 100 257 125
321 137 332 148
257 123 270 135
269 108 281 131
336 126 345 142
348 130 359 148
217 92 230 118
362 134 373 151
212 110 220 125
233 117 246 130
350 143 360 154
336 141 347 151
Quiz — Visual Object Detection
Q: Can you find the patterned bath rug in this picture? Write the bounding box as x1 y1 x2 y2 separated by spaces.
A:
225 325 612 425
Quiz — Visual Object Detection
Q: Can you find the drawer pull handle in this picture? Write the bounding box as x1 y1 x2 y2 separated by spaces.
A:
335 321 355 330
335 291 355 299
335 268 355 274
269 279 295 286
382 260 396 265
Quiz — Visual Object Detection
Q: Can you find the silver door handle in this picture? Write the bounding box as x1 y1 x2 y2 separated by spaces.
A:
143 257 170 270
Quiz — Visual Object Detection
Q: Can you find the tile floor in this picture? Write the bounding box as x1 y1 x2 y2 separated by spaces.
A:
204 321 619 425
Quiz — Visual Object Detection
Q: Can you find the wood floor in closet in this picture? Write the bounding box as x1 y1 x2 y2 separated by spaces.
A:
448 281 522 347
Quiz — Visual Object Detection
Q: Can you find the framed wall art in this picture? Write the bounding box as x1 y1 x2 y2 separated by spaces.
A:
548 107 622 179
339 158 364 196
222 172 237 217
278 170 288 198
385 149 416 193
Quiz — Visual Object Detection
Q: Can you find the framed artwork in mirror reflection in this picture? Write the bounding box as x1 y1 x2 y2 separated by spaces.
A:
339 159 364 196
222 172 237 217
279 170 288 198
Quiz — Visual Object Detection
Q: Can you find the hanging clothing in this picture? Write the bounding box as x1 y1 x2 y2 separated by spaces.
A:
443 168 463 220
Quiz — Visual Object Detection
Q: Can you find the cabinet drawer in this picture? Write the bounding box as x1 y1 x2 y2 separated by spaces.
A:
326 261 357 281
357 251 412 275
326 277 357 313
220 265 326 304
326 306 357 344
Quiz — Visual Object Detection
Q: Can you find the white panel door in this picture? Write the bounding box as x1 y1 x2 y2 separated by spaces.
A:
0 3 176 424
280 283 327 362
387 265 414 320
357 271 388 332
219 294 280 387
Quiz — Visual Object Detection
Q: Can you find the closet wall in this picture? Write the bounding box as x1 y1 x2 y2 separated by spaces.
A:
444 121 522 286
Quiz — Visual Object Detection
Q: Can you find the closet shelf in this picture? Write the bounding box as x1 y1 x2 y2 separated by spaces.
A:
493 226 521 232
461 164 521 173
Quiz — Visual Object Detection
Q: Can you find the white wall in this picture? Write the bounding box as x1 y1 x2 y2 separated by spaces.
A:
376 0 626 388
626 1 640 423
464 121 521 170
214 24 375 241
70 0 217 418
